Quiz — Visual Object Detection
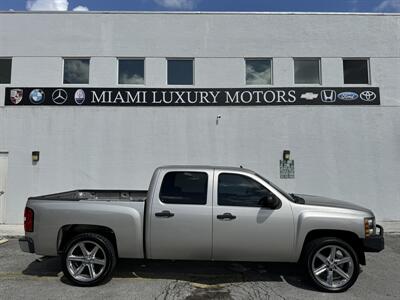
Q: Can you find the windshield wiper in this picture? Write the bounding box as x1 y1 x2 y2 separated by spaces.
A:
290 193 305 204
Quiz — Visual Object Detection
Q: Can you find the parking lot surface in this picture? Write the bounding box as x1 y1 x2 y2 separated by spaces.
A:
0 235 399 300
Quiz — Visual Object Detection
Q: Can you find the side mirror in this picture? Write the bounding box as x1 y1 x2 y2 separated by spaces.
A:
259 194 280 209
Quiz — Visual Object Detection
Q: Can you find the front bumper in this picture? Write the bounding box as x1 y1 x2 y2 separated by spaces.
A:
19 237 35 253
363 224 384 252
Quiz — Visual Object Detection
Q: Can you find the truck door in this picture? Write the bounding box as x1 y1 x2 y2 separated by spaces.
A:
148 169 213 260
212 171 294 262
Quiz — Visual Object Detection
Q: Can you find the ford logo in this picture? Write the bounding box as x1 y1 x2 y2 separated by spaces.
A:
338 92 358 101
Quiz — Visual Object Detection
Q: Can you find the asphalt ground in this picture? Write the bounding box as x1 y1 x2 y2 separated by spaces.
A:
0 235 399 300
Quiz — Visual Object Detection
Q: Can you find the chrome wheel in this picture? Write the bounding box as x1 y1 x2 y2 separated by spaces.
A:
66 241 107 282
311 245 354 289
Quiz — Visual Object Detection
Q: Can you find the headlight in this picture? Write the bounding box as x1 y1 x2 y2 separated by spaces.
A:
364 217 376 237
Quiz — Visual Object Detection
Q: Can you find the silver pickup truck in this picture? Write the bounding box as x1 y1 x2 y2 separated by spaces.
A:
19 165 384 292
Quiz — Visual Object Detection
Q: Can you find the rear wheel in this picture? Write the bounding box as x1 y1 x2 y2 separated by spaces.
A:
305 237 360 292
61 233 117 286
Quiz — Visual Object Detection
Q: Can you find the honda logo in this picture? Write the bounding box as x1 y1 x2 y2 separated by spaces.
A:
320 90 336 103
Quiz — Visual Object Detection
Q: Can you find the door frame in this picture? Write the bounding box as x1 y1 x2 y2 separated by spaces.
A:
147 167 215 260
0 152 9 224
211 169 295 261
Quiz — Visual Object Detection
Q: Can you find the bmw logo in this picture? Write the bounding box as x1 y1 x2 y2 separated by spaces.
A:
29 89 45 104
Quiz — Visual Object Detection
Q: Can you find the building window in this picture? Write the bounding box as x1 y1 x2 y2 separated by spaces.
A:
167 59 193 85
118 59 145 85
343 59 369 84
294 58 321 84
245 59 272 85
63 58 90 84
0 58 12 84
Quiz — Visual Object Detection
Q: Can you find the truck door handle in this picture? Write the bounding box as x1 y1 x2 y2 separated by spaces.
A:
217 213 236 220
0 191 4 196
155 210 175 218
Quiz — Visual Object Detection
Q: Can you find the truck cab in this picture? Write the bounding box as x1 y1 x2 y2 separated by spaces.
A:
146 166 294 262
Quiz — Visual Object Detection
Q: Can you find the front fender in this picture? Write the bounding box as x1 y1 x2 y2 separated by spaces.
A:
293 210 365 260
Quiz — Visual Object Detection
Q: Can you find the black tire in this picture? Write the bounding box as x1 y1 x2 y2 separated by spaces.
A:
61 233 117 287
305 237 360 292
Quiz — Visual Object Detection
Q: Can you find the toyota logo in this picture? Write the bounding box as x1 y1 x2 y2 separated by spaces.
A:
360 91 376 102
52 89 68 105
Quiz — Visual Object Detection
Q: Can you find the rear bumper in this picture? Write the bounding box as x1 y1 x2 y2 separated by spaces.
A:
363 224 384 252
19 237 35 253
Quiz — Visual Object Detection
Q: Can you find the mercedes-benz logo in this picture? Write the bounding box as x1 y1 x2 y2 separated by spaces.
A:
52 89 68 105
360 91 376 102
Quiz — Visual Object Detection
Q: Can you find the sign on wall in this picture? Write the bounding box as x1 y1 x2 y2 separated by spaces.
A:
5 87 380 106
280 160 295 179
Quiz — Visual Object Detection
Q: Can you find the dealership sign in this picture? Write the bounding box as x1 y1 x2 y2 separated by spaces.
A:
5 87 380 106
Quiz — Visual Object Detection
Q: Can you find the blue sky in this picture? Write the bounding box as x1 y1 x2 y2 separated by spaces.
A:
1 0 399 12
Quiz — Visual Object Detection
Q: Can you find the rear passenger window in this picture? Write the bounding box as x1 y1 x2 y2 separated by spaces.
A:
218 173 269 207
160 172 208 205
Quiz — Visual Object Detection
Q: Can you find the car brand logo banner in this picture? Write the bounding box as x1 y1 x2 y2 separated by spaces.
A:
5 87 380 106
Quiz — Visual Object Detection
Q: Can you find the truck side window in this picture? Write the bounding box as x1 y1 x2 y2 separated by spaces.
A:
159 172 208 205
218 173 271 207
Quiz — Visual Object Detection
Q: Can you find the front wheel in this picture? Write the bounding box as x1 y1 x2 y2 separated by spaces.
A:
61 233 117 286
305 237 360 292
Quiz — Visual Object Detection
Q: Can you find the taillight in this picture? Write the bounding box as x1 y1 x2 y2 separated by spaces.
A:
24 207 34 232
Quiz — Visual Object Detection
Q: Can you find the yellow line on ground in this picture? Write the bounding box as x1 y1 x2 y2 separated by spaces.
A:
0 274 59 280
191 282 225 289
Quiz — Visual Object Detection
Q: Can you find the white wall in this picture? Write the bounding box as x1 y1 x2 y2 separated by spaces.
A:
0 12 399 223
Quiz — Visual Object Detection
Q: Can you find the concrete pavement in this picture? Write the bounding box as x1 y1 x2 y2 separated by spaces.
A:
0 235 399 299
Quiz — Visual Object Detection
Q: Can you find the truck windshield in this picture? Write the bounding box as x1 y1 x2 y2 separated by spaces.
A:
255 173 295 202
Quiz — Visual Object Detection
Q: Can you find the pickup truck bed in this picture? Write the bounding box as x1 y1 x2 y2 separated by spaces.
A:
29 190 148 202
25 190 147 259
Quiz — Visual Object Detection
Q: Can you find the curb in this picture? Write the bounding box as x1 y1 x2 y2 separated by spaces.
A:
0 235 22 239
0 238 9 245
0 225 24 238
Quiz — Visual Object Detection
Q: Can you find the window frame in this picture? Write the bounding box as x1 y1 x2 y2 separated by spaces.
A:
245 58 273 86
62 57 91 85
0 57 12 85
159 171 208 205
117 57 146 85
166 58 195 86
217 172 279 208
342 58 370 85
293 57 322 85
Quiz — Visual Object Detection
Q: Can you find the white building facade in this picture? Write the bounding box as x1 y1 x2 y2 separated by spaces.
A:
0 12 399 224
